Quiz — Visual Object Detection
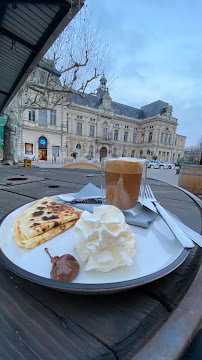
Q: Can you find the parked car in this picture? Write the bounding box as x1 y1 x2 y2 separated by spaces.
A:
147 160 159 169
158 161 174 169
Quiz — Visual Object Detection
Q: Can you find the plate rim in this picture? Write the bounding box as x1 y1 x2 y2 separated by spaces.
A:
0 200 189 294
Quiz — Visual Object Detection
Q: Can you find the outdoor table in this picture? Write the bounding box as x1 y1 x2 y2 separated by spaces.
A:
0 167 201 360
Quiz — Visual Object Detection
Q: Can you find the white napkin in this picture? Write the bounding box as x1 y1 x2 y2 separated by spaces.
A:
58 183 157 228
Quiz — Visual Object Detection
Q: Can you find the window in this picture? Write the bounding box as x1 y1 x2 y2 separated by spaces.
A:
164 133 168 144
50 109 56 125
166 152 169 161
178 154 181 158
90 125 95 137
124 132 128 142
160 132 164 143
103 127 107 138
168 135 171 144
147 150 150 154
122 148 126 157
76 144 81 157
175 138 177 146
88 145 93 157
125 126 129 129
114 129 118 141
180 139 183 147
77 122 82 135
141 133 145 143
29 109 35 122
133 133 137 143
148 132 153 142
90 118 96 122
39 109 47 124
67 121 68 133
140 150 143 155
131 150 135 157
40 72 45 84
113 147 117 157
67 113 68 117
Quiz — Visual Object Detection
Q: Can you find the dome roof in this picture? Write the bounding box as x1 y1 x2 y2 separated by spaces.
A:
100 74 107 82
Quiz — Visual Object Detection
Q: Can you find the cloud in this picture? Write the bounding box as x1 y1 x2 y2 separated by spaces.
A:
86 0 202 146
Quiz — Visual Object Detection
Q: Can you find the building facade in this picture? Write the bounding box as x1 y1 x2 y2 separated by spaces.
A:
12 60 186 164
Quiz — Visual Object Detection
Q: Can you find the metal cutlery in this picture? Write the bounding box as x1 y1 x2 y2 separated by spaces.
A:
62 196 102 204
145 184 195 249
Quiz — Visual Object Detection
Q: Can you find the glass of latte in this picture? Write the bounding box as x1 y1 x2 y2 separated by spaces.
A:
101 157 147 214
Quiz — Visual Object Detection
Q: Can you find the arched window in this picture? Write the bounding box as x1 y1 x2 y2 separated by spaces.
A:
76 144 81 157
89 145 93 157
140 150 143 155
147 150 150 155
131 150 135 157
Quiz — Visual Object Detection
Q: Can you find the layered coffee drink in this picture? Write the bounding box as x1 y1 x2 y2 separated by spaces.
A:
104 158 144 210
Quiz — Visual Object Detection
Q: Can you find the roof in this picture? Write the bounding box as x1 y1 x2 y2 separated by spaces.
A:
27 61 172 121
111 101 143 119
0 0 83 116
67 92 166 120
141 100 169 118
100 74 107 81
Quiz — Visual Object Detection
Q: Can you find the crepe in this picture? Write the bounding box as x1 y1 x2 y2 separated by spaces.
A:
13 197 81 249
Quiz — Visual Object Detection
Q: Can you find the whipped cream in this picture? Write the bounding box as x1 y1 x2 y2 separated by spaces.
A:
73 205 136 272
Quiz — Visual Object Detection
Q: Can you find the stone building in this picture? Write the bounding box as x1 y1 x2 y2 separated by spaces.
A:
7 59 186 163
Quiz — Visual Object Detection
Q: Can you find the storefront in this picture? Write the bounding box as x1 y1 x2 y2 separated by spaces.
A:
38 136 47 161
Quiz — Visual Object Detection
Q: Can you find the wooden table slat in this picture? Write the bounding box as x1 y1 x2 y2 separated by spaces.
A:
0 167 201 360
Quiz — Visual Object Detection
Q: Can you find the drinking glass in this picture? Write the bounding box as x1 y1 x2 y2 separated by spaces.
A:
101 157 147 215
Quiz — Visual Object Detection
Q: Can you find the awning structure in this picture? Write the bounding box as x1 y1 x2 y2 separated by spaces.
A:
0 0 83 116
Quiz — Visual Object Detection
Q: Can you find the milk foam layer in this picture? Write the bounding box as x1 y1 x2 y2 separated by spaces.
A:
73 205 136 272
105 158 144 174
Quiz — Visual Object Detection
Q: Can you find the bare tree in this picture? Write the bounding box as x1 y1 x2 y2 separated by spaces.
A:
184 136 202 163
3 4 114 163
25 4 114 107
46 5 113 93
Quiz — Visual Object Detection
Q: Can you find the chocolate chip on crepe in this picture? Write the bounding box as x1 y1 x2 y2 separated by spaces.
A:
13 197 81 249
45 248 80 282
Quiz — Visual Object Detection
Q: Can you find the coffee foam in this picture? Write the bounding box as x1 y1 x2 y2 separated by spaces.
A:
105 159 143 174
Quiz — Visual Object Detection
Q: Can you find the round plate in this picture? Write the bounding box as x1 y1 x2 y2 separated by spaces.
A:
0 196 189 294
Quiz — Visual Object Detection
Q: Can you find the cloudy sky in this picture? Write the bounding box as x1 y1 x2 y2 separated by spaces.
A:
86 0 202 147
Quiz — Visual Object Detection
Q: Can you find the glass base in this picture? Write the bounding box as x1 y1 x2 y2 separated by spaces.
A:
122 203 143 217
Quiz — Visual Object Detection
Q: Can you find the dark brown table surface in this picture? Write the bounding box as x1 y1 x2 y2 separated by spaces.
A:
0 166 201 360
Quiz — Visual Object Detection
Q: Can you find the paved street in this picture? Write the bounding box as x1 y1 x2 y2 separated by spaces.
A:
31 161 179 186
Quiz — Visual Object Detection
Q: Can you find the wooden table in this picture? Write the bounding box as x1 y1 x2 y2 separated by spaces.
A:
0 167 201 360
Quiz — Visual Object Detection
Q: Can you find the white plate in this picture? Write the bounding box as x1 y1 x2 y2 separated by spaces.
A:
0 196 189 294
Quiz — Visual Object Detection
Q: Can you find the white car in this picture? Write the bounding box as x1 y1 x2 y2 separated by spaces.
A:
147 160 159 169
158 161 174 169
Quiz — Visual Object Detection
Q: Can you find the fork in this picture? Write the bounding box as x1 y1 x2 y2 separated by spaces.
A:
145 184 195 249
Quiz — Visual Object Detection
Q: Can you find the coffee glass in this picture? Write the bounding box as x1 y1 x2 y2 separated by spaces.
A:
101 157 147 214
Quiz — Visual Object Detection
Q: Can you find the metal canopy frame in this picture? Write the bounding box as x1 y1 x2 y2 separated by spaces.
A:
0 0 83 115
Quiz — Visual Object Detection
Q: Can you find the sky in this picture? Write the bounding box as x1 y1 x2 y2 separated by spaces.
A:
85 0 202 147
